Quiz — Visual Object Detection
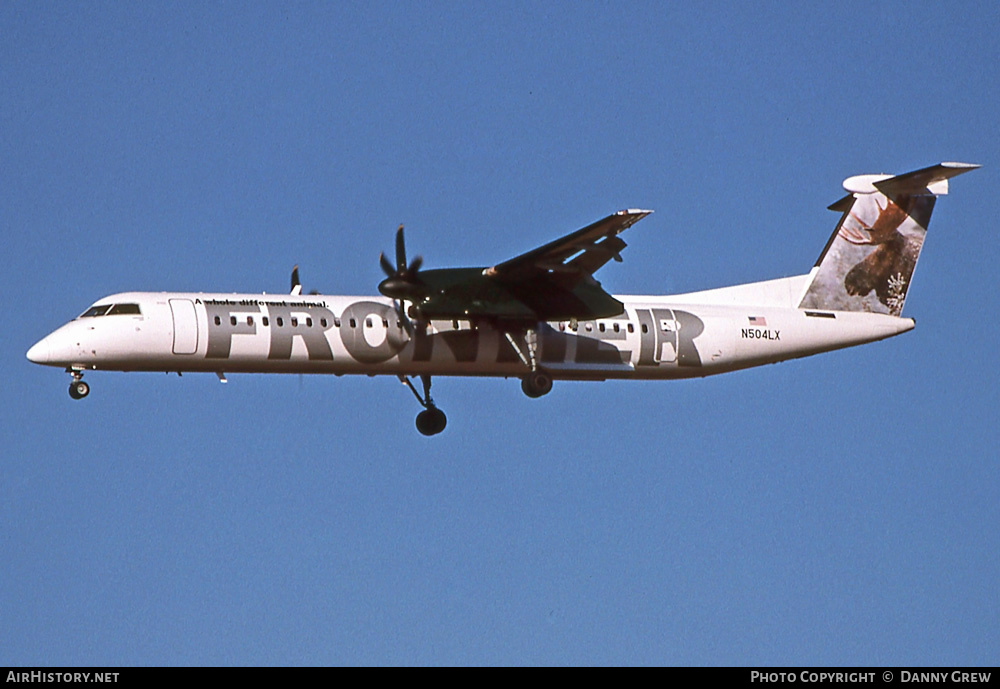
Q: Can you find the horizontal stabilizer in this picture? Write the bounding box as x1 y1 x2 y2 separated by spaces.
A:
832 162 979 209
873 161 980 197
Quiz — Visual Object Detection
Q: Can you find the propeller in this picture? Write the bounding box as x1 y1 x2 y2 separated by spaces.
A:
378 225 424 300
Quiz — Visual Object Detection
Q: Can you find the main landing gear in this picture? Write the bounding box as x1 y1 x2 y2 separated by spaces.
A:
521 370 553 398
400 374 447 436
505 327 554 399
67 370 90 400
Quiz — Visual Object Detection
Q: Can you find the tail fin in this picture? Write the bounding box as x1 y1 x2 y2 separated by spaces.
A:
799 162 978 315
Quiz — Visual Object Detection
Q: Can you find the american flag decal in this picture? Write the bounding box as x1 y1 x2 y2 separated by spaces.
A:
748 316 767 327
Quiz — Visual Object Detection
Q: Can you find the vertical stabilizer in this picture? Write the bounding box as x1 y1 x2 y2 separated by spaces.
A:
798 162 978 315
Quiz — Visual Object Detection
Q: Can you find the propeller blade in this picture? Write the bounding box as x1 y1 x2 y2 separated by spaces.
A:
408 255 423 275
395 224 406 272
379 252 395 278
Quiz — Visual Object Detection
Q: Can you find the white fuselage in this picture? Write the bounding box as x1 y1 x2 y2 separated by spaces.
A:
26 274 915 381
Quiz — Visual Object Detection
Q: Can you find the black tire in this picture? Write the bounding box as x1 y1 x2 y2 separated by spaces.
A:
415 407 447 436
521 371 553 398
69 380 90 400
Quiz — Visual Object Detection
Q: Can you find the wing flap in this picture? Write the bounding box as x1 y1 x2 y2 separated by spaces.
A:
491 209 652 281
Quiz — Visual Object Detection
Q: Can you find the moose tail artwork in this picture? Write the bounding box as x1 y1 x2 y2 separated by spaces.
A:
799 162 978 316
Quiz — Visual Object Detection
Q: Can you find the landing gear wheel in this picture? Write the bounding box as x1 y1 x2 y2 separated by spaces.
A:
521 371 553 398
415 407 447 436
68 380 90 400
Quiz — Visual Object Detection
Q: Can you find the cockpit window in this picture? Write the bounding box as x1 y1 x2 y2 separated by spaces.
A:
81 305 112 318
79 303 141 318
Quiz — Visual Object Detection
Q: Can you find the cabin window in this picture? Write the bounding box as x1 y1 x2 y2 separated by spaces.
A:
599 323 606 332
585 323 593 332
320 318 328 327
349 318 356 328
613 323 620 333
453 320 459 330
382 318 388 327
335 318 341 327
230 316 237 326
262 317 269 326
277 317 284 327
306 317 313 327
627 324 634 333
247 316 253 326
641 324 648 334
365 317 372 327
214 316 221 326
291 317 298 327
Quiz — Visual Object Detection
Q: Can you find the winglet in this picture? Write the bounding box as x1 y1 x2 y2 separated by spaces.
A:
290 265 302 295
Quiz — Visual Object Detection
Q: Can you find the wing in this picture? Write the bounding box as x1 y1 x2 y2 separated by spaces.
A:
411 209 653 323
488 209 652 283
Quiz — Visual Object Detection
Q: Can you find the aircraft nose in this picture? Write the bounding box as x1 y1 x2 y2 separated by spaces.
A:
26 337 51 364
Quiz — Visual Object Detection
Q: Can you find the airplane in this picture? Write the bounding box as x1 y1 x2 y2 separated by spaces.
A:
26 162 978 435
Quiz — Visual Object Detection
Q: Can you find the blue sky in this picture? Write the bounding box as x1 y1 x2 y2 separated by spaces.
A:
3 1 998 665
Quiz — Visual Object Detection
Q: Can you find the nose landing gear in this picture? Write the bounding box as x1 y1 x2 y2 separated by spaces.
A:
68 371 90 400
